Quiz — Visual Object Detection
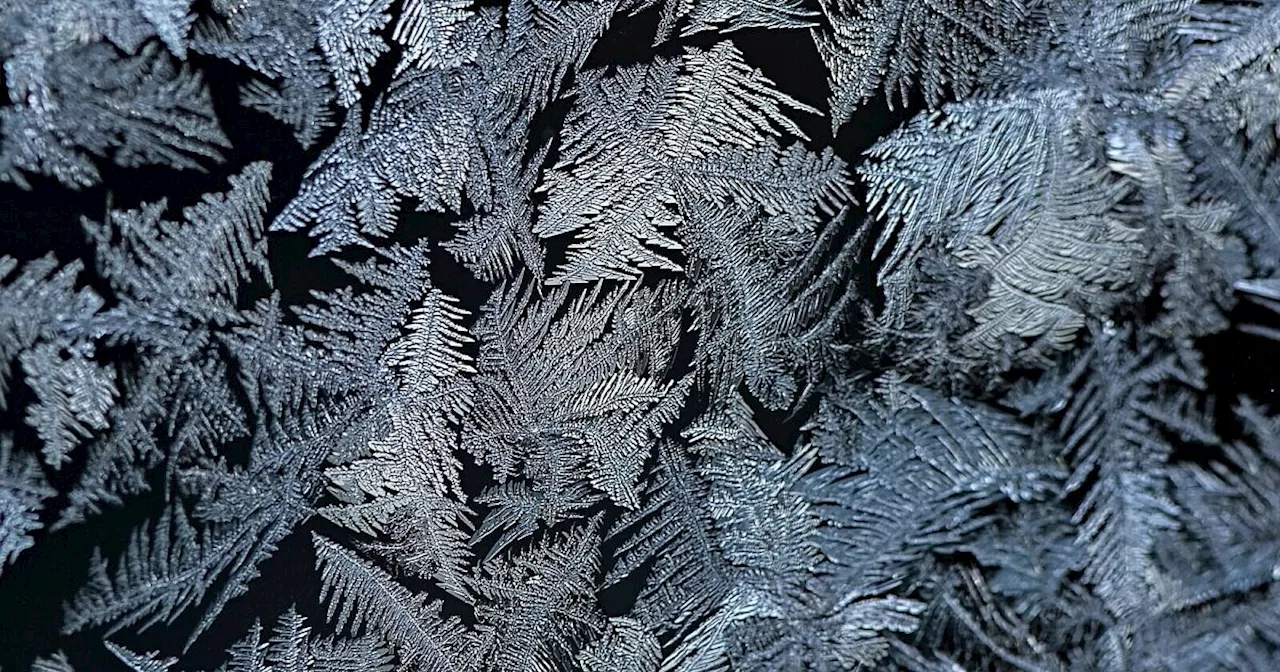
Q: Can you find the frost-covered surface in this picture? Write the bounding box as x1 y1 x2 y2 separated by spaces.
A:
2 0 1280 670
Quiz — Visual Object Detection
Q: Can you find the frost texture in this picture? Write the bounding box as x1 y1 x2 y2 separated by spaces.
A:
1 0 1279 671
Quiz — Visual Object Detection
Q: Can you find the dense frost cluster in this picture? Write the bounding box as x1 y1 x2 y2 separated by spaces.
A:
2 0 1280 670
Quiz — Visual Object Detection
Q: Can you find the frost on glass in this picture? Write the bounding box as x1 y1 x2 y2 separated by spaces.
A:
1 0 1280 671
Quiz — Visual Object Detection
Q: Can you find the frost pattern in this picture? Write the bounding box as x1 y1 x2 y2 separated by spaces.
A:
0 0 1279 671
